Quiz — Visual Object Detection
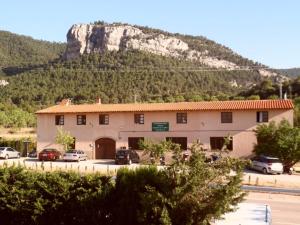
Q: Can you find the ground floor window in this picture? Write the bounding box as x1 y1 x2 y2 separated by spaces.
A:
166 137 187 150
128 137 144 150
210 137 233 150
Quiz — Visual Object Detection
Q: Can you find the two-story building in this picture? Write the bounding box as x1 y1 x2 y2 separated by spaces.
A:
36 99 294 159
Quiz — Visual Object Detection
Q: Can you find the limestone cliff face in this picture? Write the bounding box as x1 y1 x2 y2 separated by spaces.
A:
64 23 279 77
65 23 240 69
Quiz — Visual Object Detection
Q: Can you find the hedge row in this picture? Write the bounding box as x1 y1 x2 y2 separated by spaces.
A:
0 147 245 225
0 166 168 225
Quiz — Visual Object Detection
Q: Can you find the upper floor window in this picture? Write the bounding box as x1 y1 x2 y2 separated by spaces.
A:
77 115 86 125
257 111 268 123
134 114 144 124
177 113 187 124
99 114 109 125
221 112 232 123
55 115 64 125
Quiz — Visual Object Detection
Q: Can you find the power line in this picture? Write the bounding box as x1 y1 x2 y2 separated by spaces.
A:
40 66 274 73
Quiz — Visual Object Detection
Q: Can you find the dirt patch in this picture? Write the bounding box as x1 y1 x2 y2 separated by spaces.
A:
0 128 36 139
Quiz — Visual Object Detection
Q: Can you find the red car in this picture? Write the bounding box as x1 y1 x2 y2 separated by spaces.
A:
38 149 62 161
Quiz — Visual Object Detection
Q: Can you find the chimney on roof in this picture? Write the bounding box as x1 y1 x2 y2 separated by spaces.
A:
59 99 71 106
96 97 102 104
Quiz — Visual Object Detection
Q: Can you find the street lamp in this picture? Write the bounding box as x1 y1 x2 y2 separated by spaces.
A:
23 139 31 157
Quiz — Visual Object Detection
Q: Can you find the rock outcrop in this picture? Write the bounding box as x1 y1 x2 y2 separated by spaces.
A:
65 23 240 69
64 23 281 78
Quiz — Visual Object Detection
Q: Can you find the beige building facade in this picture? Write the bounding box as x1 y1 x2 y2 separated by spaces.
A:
36 99 294 159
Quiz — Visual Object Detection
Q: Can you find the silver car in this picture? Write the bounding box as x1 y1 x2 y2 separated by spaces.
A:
251 155 283 174
63 150 87 162
0 147 21 159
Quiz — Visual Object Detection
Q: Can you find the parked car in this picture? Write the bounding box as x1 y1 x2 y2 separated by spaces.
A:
250 155 283 174
115 149 140 165
0 147 20 159
38 149 61 161
63 150 87 162
205 154 221 163
28 149 37 158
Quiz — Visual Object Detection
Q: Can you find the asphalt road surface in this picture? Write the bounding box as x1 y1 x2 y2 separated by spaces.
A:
242 185 300 195
245 192 300 225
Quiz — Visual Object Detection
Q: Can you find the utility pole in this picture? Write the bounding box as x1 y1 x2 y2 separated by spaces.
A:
279 82 283 99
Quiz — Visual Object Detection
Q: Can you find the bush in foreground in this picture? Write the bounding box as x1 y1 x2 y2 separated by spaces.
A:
0 143 246 225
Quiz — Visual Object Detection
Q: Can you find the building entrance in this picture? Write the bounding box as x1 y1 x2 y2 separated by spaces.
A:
95 138 116 159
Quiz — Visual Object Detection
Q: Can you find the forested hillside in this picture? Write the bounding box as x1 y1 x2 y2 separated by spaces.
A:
0 51 263 113
0 30 65 76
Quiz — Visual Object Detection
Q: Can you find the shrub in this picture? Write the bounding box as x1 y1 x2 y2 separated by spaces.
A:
0 143 246 225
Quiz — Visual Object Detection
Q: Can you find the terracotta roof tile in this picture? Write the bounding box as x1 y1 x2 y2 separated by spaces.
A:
36 99 294 114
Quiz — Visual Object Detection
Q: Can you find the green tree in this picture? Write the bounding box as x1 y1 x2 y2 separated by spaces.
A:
114 141 246 225
254 119 300 170
7 109 28 128
247 95 260 100
167 142 246 225
293 97 300 127
0 112 8 127
55 127 74 151
267 94 279 100
140 139 178 164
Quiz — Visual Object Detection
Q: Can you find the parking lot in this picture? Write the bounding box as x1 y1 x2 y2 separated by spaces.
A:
0 157 142 175
1 158 300 188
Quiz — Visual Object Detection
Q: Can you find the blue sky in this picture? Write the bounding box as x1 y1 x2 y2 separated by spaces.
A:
0 0 299 68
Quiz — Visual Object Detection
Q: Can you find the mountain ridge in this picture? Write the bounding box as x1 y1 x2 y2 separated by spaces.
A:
0 21 293 113
65 22 277 78
277 68 300 77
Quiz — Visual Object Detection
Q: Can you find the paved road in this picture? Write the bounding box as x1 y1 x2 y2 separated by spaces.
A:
245 192 300 225
243 185 300 195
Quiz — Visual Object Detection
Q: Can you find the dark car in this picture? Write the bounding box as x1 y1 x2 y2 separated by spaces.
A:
205 154 221 163
115 149 140 165
38 149 61 161
28 149 37 158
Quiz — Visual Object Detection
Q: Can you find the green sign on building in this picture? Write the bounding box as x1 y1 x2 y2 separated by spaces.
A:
152 122 169 132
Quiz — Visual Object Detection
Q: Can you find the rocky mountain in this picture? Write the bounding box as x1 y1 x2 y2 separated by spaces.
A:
65 22 277 77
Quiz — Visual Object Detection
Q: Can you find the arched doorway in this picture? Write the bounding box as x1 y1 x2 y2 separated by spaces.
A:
95 138 116 159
